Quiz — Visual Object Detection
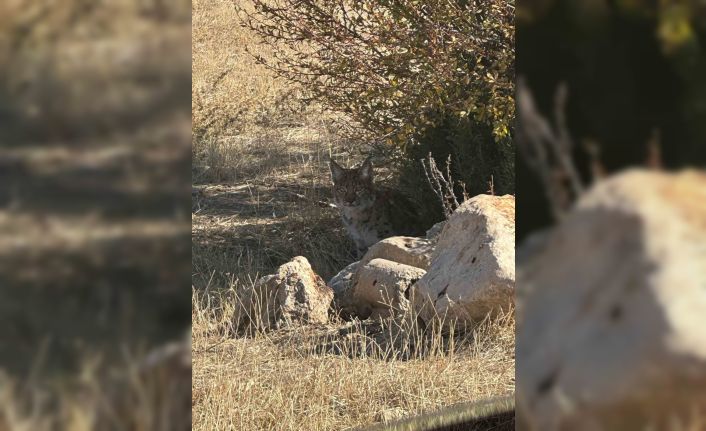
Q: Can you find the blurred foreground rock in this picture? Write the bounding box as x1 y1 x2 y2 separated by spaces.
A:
517 169 706 430
236 256 333 330
129 331 191 431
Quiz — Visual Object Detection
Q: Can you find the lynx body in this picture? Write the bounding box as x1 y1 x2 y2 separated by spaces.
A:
330 157 420 256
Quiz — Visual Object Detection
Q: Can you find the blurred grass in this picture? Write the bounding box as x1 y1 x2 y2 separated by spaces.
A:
0 0 191 429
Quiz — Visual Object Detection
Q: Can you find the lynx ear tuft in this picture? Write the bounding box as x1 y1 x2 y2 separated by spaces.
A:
359 156 373 181
329 159 345 182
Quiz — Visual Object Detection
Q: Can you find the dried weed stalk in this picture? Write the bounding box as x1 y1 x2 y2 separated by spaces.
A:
421 153 469 219
516 78 585 221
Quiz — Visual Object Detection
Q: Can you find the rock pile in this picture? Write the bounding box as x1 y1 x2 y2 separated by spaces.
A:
234 194 516 334
330 194 516 326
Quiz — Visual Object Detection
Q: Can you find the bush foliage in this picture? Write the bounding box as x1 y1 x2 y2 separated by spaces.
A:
237 0 514 141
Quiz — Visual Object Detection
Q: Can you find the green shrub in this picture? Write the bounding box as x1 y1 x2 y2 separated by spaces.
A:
237 0 514 141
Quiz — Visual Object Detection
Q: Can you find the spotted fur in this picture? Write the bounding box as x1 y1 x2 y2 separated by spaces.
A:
330 157 421 256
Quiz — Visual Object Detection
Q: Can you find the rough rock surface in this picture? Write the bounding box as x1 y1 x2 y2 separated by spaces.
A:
412 194 515 325
359 236 435 271
328 261 360 318
425 221 446 241
329 235 434 319
516 169 706 430
351 258 426 319
236 256 333 330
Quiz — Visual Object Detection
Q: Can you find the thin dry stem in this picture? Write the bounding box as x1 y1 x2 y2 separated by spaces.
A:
421 153 465 219
516 77 585 221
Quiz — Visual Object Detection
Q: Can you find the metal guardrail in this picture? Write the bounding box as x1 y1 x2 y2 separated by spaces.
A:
358 395 514 431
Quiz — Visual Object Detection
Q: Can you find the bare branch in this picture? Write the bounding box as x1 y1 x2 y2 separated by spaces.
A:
516 77 585 221
421 153 466 219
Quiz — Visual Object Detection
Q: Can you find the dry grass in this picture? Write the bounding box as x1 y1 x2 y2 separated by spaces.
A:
192 1 514 429
192 285 515 430
192 0 359 281
193 0 312 139
192 126 356 282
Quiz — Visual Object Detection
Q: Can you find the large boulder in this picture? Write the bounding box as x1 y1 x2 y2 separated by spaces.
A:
412 194 515 325
516 169 706 430
359 236 435 270
351 258 426 319
236 256 333 330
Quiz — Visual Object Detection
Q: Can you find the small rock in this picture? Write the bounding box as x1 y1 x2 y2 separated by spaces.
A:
236 256 333 330
425 220 446 241
352 258 426 319
376 407 409 423
360 236 435 270
328 261 360 318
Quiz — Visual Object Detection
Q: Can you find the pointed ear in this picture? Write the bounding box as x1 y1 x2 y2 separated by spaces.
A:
329 159 345 182
359 157 373 181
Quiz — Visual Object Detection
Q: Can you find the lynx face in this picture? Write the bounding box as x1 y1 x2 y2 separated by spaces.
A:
329 158 376 209
330 157 419 256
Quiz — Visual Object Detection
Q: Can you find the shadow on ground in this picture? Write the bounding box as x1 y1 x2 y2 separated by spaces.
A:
192 175 356 283
0 7 191 378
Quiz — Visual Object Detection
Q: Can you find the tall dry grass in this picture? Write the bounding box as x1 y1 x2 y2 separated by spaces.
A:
192 0 515 429
193 0 309 140
192 283 515 430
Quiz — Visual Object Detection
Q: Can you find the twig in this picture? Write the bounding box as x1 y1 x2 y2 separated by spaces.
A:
280 189 337 208
194 339 227 355
582 139 606 182
421 153 463 219
645 128 663 170
516 77 585 221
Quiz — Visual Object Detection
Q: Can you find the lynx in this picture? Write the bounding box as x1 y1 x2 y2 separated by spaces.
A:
330 157 421 256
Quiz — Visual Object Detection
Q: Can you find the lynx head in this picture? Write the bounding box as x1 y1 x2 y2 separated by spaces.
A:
329 157 376 208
